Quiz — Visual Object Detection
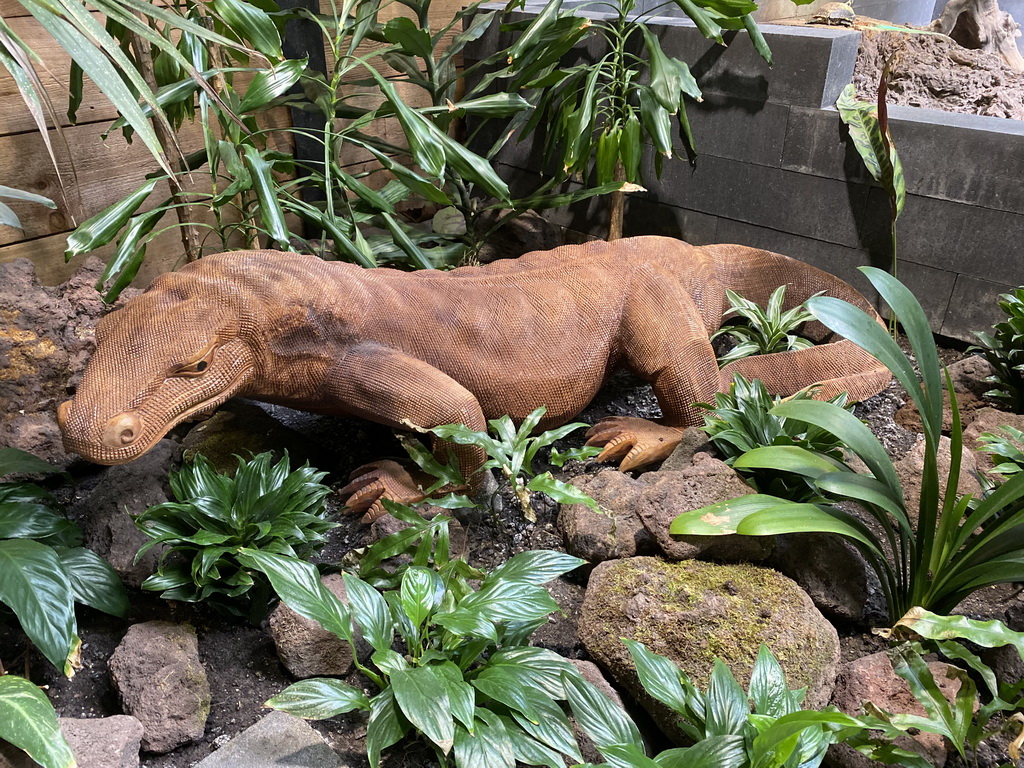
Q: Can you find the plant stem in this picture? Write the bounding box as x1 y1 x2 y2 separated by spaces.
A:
128 19 201 263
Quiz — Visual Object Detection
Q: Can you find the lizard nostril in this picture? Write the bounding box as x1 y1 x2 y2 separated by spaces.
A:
101 413 143 450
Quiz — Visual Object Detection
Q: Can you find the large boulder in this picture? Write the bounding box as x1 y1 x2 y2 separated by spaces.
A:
108 621 211 753
580 557 840 739
73 439 175 588
268 573 354 679
893 435 981 518
559 455 772 564
895 355 995 435
0 257 129 465
829 651 963 768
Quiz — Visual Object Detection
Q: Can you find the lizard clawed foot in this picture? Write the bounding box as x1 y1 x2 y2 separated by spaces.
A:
340 460 432 523
585 417 684 471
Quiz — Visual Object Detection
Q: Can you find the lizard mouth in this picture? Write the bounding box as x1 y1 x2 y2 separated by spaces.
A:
59 366 254 465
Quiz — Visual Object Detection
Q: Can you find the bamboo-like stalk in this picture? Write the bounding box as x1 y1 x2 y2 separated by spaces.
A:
128 20 201 262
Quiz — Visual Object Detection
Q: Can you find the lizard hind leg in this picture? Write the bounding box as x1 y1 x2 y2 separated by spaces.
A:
585 416 684 471
340 460 436 523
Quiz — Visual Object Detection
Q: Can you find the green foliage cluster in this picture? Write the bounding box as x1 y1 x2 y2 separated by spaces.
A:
711 286 818 365
977 424 1024 479
135 451 334 617
973 287 1024 413
244 502 590 767
0 448 126 768
673 268 1024 620
0 448 127 674
403 405 601 517
700 374 851 501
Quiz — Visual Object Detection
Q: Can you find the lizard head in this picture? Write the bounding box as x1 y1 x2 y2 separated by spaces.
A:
58 268 257 465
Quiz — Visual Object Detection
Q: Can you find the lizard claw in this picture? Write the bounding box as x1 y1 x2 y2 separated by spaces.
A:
340 460 429 523
585 417 684 471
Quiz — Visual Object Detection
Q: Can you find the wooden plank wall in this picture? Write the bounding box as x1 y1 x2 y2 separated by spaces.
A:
0 0 466 287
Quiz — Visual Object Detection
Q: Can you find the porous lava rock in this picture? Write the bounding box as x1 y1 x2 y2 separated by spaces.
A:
0 257 123 465
829 651 964 767
895 356 996 434
559 455 772 563
108 621 211 753
580 557 840 739
60 715 145 768
268 573 354 678
73 438 175 588
893 435 981 517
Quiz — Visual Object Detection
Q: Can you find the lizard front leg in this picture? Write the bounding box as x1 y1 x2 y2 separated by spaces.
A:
326 343 488 521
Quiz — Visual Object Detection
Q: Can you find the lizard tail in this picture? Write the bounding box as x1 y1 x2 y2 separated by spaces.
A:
702 243 892 403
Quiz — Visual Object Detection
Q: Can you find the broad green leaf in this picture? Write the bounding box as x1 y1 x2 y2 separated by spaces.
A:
0 503 71 540
239 58 306 113
433 662 476 733
0 675 75 768
485 647 578 699
0 540 78 674
893 608 1024 660
54 547 127 617
367 689 408 768
887 643 962 747
455 579 560 623
671 494 798 536
670 0 724 43
265 678 370 719
509 694 581 762
527 473 602 513
501 719 568 768
211 0 282 58
748 645 797 719
836 84 904 221
447 93 533 117
454 709 515 768
242 147 290 247
563 671 643 751
238 549 353 643
623 639 692 716
601 742 660 767
737 504 885 553
368 71 445 178
341 573 393 652
391 666 455 754
400 566 444 630
472 666 549 723
733 445 843 479
381 16 433 59
65 178 159 261
655 735 746 768
705 659 748 737
486 550 584 586
98 204 167 302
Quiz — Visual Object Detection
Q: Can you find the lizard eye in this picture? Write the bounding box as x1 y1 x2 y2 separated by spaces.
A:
173 344 216 378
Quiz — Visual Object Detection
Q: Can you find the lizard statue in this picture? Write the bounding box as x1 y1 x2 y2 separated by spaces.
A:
57 236 891 520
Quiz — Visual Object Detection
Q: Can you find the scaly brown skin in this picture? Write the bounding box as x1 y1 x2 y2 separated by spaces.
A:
58 237 890 520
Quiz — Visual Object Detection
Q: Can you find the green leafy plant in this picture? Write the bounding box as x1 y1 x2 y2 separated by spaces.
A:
402 405 602 518
672 267 1024 620
242 517 588 768
0 674 76 768
0 447 127 676
711 285 819 364
699 373 852 501
972 288 1024 413
565 639 934 768
977 425 1024 478
496 0 771 239
134 451 334 617
837 77 905 290
873 608 1024 768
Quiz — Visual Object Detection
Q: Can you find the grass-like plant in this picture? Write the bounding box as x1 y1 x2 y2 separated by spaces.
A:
711 285 819 365
0 447 127 675
973 287 1024 413
700 373 852 501
243 503 589 767
673 267 1024 620
134 451 334 617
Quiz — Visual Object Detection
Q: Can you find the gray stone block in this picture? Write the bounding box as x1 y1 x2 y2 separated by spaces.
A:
885 190 1024 285
649 18 860 108
620 197 721 243
685 95 790 167
782 106 876 184
888 105 1024 214
941 274 1018 342
194 712 345 768
647 153 872 248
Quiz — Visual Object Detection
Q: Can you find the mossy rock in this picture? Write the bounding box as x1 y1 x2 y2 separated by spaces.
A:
580 556 839 741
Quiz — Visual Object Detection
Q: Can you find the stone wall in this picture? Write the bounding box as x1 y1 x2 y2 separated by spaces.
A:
467 7 1024 341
